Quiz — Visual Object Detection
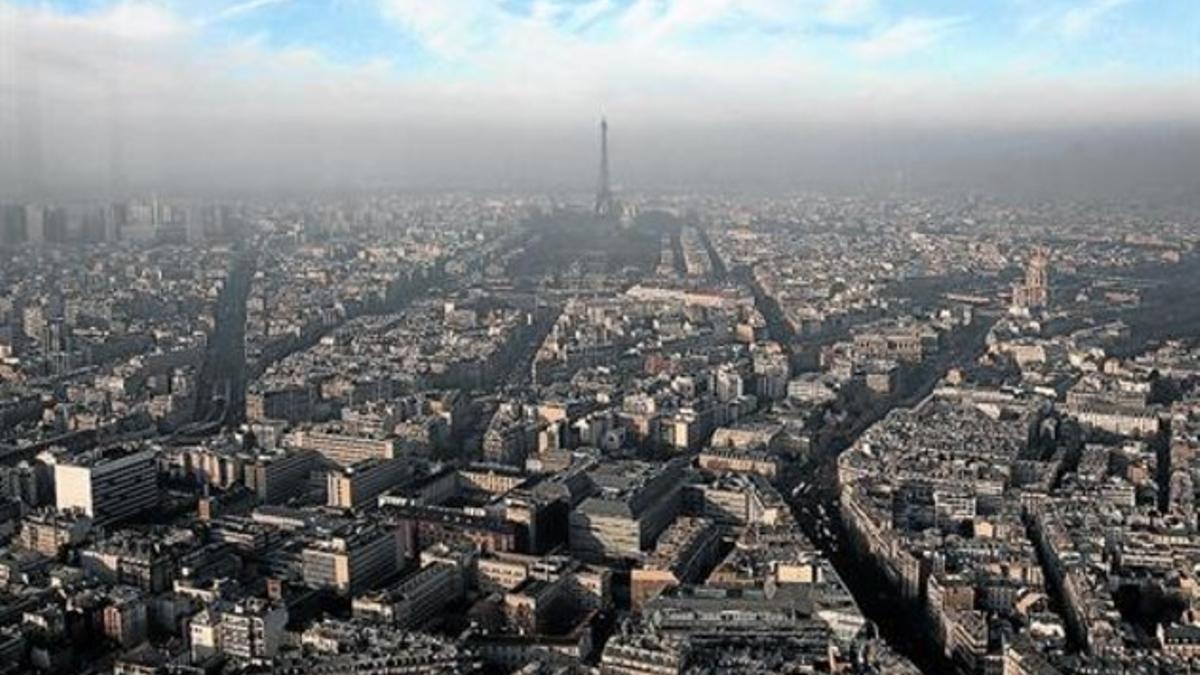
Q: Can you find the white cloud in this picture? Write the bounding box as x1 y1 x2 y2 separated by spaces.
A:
1 0 1191 128
1018 0 1136 40
855 16 965 60
557 0 617 32
820 0 876 26
207 0 292 24
368 0 831 120
77 1 188 40
1060 0 1133 38
380 0 512 59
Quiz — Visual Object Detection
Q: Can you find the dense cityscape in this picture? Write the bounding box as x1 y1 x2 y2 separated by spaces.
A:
2 115 1200 674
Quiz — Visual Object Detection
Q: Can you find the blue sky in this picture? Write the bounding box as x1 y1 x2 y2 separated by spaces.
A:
8 0 1196 85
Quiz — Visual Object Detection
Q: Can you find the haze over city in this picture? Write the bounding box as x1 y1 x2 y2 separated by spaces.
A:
3 0 1199 197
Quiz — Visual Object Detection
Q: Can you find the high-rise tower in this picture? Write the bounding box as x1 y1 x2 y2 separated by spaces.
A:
594 117 616 219
1012 246 1050 313
1024 247 1050 308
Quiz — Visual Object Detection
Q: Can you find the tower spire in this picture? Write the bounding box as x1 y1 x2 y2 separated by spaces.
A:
594 117 616 218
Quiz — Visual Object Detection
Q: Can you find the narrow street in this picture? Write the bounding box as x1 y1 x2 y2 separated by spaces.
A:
193 248 254 428
745 257 995 673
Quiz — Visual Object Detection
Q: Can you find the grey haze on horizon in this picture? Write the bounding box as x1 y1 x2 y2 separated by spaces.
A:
5 115 1200 203
3 0 1199 202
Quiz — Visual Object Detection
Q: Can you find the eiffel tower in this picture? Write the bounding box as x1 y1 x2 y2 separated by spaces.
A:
593 117 617 219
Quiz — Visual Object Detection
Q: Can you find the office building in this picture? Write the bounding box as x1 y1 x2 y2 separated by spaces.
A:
302 523 406 595
352 560 463 629
53 447 159 526
244 450 319 504
288 429 398 466
569 459 687 560
327 458 410 509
